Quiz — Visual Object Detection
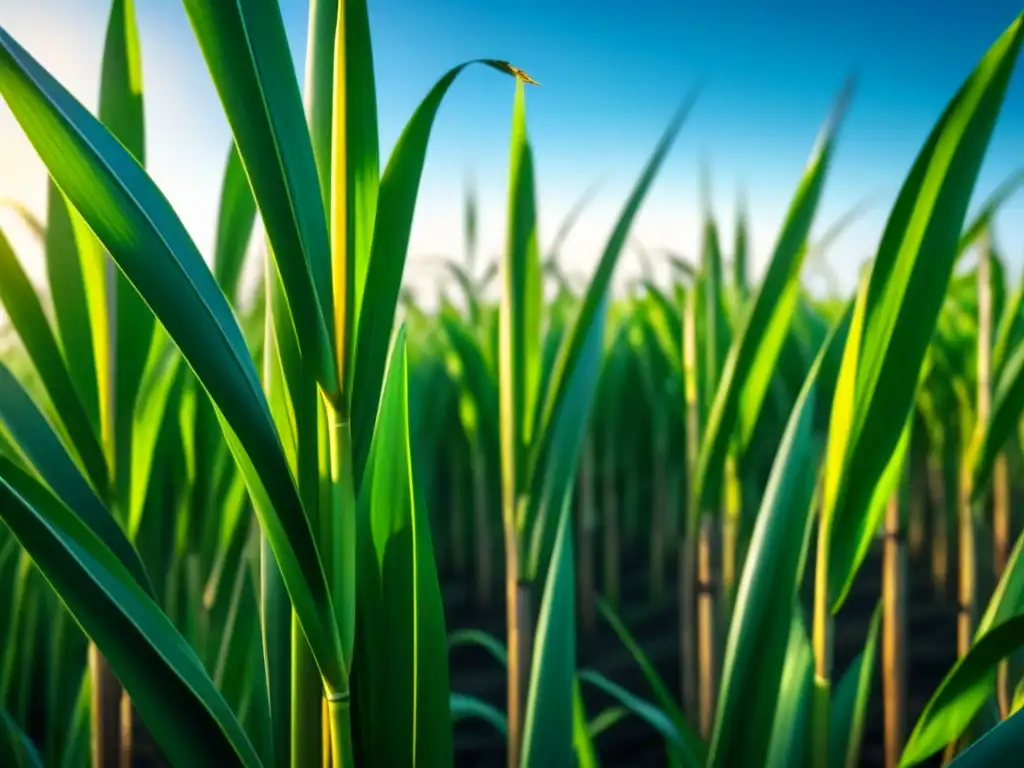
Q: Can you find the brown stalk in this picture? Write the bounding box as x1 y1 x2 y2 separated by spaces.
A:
696 512 720 739
883 484 908 768
504 523 532 768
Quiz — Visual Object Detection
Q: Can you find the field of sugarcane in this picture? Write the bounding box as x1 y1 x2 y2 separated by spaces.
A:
1 1 1024 767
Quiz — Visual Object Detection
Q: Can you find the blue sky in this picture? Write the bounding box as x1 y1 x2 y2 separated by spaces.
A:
0 0 1021 304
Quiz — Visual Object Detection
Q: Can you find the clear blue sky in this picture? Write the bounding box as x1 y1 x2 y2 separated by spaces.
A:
0 0 1021 303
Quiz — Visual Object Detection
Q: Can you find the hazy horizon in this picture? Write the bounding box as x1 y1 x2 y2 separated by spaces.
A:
1 0 1022 310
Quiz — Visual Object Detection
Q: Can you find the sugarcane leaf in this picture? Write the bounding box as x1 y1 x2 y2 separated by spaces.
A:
0 25 345 691
579 670 702 767
902 613 1024 767
709 305 851 768
765 612 814 767
0 709 42 768
947 705 1024 766
352 326 452 765
212 142 258 308
0 362 151 594
573 678 600 768
956 169 1024 259
596 597 691 740
351 59 526 487
694 84 849 522
0 228 107 497
519 465 576 768
500 74 542 538
0 461 262 766
822 14 1024 610
181 0 336 392
101 0 156 512
971 337 1024 503
41 181 99 431
830 602 882 768
450 693 507 737
529 93 696 494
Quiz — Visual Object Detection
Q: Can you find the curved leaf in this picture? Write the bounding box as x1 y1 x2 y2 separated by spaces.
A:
902 614 1024 767
694 83 849 522
450 693 507 737
0 461 262 766
352 326 452 765
351 59 526 486
578 670 701 766
212 142 258 307
0 228 107 497
0 25 344 691
448 628 508 668
0 362 151 594
182 0 335 392
710 306 851 768
822 14 1024 610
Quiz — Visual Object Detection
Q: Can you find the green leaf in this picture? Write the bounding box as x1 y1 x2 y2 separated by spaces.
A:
352 326 452 765
182 0 336 392
971 337 1024 503
0 25 345 691
579 670 702 767
709 306 851 768
212 143 258 307
500 75 542 540
451 693 507 737
830 602 882 768
765 612 814 768
694 84 849 521
821 14 1024 610
1 709 43 768
597 597 692 744
0 362 151 594
528 92 696 511
901 614 1024 767
0 462 262 766
101 0 156 512
947 705 1024 766
0 227 107 497
956 169 1024 258
573 678 600 768
519 466 576 768
42 181 99 432
351 60 525 486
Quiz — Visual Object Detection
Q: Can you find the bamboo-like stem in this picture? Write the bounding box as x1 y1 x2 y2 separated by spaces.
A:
959 232 989 658
327 697 354 768
993 451 1011 717
322 698 331 768
504 524 532 768
86 645 118 768
720 455 740 623
696 513 720 739
681 284 701 721
679 535 698 720
324 407 355 767
471 440 493 609
578 435 597 631
883 486 907 768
